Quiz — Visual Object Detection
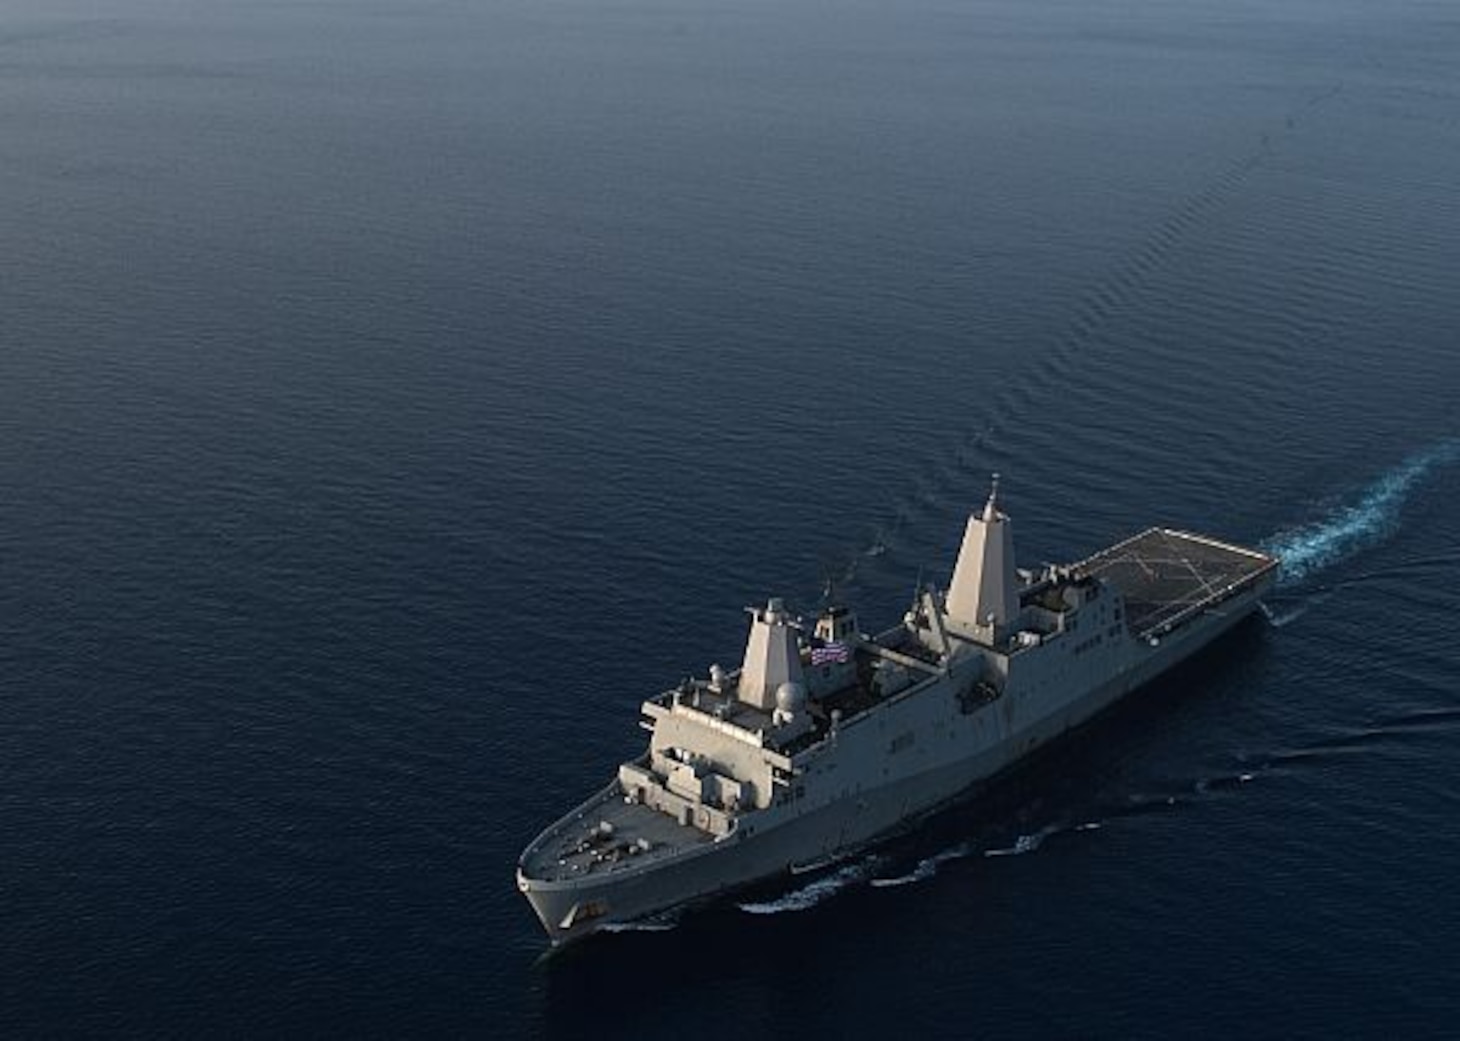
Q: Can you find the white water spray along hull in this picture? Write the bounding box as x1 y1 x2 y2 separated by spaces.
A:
518 488 1277 945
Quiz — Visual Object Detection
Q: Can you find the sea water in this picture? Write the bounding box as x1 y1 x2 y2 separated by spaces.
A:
3 0 1459 1035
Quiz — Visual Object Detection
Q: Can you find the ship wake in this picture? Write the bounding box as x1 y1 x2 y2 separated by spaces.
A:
869 842 976 888
1262 439 1459 586
736 856 884 915
869 820 1105 890
599 917 680 935
982 822 1064 858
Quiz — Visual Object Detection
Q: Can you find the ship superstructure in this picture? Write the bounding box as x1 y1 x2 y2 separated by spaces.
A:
517 480 1277 942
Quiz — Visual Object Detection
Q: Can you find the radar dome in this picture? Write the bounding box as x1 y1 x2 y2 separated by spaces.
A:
775 681 807 715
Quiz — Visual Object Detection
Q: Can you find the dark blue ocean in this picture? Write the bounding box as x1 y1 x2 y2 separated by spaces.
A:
4 0 1459 1035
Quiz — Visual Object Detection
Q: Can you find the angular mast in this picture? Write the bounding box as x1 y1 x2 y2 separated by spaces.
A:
737 598 804 710
945 474 1019 634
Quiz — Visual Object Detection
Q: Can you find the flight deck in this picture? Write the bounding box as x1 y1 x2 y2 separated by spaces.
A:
1075 528 1278 639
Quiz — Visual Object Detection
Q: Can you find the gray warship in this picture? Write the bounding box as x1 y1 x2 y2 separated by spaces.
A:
517 480 1277 943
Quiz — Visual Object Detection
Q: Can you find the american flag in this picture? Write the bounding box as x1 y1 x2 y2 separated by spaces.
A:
811 642 851 666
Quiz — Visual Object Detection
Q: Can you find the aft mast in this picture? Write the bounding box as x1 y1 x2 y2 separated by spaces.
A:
944 474 1019 642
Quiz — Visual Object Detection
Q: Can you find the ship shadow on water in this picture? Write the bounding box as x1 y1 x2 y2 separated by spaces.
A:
534 617 1276 1023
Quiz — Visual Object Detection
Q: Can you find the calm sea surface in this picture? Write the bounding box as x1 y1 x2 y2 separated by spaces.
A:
3 0 1459 1035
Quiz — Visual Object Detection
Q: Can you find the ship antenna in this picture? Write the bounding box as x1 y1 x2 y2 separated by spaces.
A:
819 560 838 606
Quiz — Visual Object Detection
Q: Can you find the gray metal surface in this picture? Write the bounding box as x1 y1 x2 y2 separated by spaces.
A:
1075 528 1276 638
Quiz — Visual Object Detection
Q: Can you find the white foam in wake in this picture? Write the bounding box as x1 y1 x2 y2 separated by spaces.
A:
1263 440 1459 585
599 920 678 934
737 857 879 915
1261 602 1308 628
983 823 1062 858
869 842 975 888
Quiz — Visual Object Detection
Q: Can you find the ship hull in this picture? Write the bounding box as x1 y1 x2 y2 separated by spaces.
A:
520 579 1269 944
